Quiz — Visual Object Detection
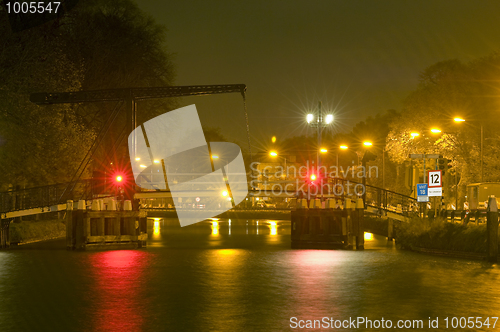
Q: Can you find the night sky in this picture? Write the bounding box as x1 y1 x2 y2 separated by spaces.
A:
135 0 500 150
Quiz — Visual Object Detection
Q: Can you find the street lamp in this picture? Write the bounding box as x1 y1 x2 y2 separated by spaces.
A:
305 101 333 170
336 145 349 170
306 114 314 123
269 151 287 178
454 117 483 182
361 141 373 202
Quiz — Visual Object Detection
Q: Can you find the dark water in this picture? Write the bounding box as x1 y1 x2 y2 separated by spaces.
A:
1 219 500 332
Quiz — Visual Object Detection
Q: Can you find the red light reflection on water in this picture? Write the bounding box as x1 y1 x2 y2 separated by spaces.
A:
88 250 151 332
291 250 343 317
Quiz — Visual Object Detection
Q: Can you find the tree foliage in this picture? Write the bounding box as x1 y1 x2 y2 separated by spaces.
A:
387 54 500 205
0 0 176 190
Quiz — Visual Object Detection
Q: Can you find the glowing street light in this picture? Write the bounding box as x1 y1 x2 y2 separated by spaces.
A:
320 148 328 153
272 136 276 143
325 114 334 124
306 114 314 123
211 155 219 159
430 128 441 134
363 141 373 147
269 151 278 157
410 132 420 138
221 190 228 197
454 118 484 181
336 145 349 169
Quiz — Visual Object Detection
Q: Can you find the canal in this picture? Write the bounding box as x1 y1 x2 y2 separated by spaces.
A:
1 219 499 331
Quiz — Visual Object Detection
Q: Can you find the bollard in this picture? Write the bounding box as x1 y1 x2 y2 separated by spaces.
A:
355 198 364 250
107 199 117 211
301 199 308 209
308 199 315 209
314 198 321 209
344 199 354 249
387 219 394 241
66 200 74 250
77 200 86 210
124 200 133 211
487 196 498 263
297 199 303 209
327 199 336 209
91 200 100 211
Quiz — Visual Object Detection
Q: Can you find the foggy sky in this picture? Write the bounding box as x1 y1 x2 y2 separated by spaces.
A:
135 0 500 150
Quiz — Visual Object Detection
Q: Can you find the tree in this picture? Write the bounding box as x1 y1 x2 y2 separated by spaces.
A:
386 54 500 206
0 0 177 190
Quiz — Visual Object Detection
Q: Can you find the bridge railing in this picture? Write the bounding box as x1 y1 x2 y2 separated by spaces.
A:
329 178 417 215
0 180 94 214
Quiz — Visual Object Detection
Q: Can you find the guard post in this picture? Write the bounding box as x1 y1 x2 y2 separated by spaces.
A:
487 196 498 263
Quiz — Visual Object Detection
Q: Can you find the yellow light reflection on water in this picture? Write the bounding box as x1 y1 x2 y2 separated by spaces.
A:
153 221 160 235
211 221 219 236
364 232 373 241
270 224 277 236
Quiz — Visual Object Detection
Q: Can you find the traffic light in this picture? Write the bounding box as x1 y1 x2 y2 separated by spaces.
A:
112 172 126 194
437 158 450 174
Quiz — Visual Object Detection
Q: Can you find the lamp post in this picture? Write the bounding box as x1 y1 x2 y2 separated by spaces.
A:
306 102 333 171
454 117 483 182
361 141 373 203
269 151 287 178
337 145 349 170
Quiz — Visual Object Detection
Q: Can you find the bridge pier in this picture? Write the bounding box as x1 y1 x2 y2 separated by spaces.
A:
66 199 147 251
0 219 10 249
387 219 394 242
291 198 364 250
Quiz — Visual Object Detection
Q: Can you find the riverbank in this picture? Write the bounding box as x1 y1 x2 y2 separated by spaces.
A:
395 217 489 259
9 219 66 245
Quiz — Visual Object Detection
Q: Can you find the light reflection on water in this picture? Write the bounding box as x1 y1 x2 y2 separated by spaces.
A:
1 219 500 331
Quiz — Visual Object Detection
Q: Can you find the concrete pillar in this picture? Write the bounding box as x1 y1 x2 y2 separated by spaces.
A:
387 219 394 241
66 200 74 250
344 199 354 249
74 199 86 250
487 196 498 263
355 198 364 250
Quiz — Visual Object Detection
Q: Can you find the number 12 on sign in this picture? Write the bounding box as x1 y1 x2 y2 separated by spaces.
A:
428 170 442 188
